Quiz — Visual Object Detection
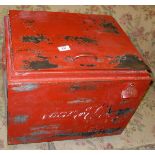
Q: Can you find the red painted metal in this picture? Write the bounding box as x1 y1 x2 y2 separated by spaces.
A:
2 10 152 144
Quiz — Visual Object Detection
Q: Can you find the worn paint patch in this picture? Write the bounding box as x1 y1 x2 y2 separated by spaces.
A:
37 54 48 60
116 108 133 116
80 64 96 67
64 36 97 44
56 127 122 137
70 84 96 91
31 124 60 131
22 34 49 43
16 135 41 143
23 60 58 70
15 127 123 143
100 21 119 34
14 115 29 124
106 106 133 116
30 130 50 136
67 98 93 104
113 54 150 71
12 83 38 92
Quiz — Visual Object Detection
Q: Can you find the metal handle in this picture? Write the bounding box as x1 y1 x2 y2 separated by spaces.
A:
73 53 98 61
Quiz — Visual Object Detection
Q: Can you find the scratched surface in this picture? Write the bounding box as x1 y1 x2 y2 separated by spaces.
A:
0 5 155 150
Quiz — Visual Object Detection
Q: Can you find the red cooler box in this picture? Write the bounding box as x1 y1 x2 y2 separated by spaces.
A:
2 10 152 144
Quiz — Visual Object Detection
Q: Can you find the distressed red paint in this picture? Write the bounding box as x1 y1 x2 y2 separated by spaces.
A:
2 10 152 144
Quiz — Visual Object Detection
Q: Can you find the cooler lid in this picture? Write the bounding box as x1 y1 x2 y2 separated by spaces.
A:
8 10 150 73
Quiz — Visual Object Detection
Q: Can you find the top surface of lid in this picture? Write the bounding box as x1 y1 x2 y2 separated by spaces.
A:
8 10 149 73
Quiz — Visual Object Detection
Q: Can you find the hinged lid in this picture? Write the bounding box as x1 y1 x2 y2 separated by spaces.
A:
8 10 150 76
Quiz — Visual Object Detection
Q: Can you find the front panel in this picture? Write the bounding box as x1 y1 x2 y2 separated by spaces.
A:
8 79 150 144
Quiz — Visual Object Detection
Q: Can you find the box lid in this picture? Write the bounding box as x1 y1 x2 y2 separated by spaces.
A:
6 10 151 81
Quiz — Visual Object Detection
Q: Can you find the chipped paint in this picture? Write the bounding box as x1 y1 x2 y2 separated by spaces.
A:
23 60 58 70
22 34 49 43
114 54 150 71
80 64 96 67
12 83 38 92
105 106 133 117
107 106 112 114
70 84 96 91
14 115 29 123
116 108 133 116
56 127 123 137
31 124 60 131
15 127 122 143
100 21 119 34
37 54 48 60
16 135 41 143
30 130 50 136
64 36 97 44
67 98 93 104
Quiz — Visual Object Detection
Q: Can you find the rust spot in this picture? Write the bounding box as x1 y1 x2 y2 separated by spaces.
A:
22 34 49 43
100 21 119 34
14 115 29 124
23 60 58 70
113 54 150 71
12 83 38 92
64 36 97 44
116 108 133 116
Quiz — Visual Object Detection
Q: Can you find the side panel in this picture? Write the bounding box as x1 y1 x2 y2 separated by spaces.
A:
2 42 8 123
8 79 150 144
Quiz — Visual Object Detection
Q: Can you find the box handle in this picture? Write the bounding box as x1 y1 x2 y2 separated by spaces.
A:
73 53 98 62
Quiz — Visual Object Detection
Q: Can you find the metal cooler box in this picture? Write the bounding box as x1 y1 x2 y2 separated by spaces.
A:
2 10 152 144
